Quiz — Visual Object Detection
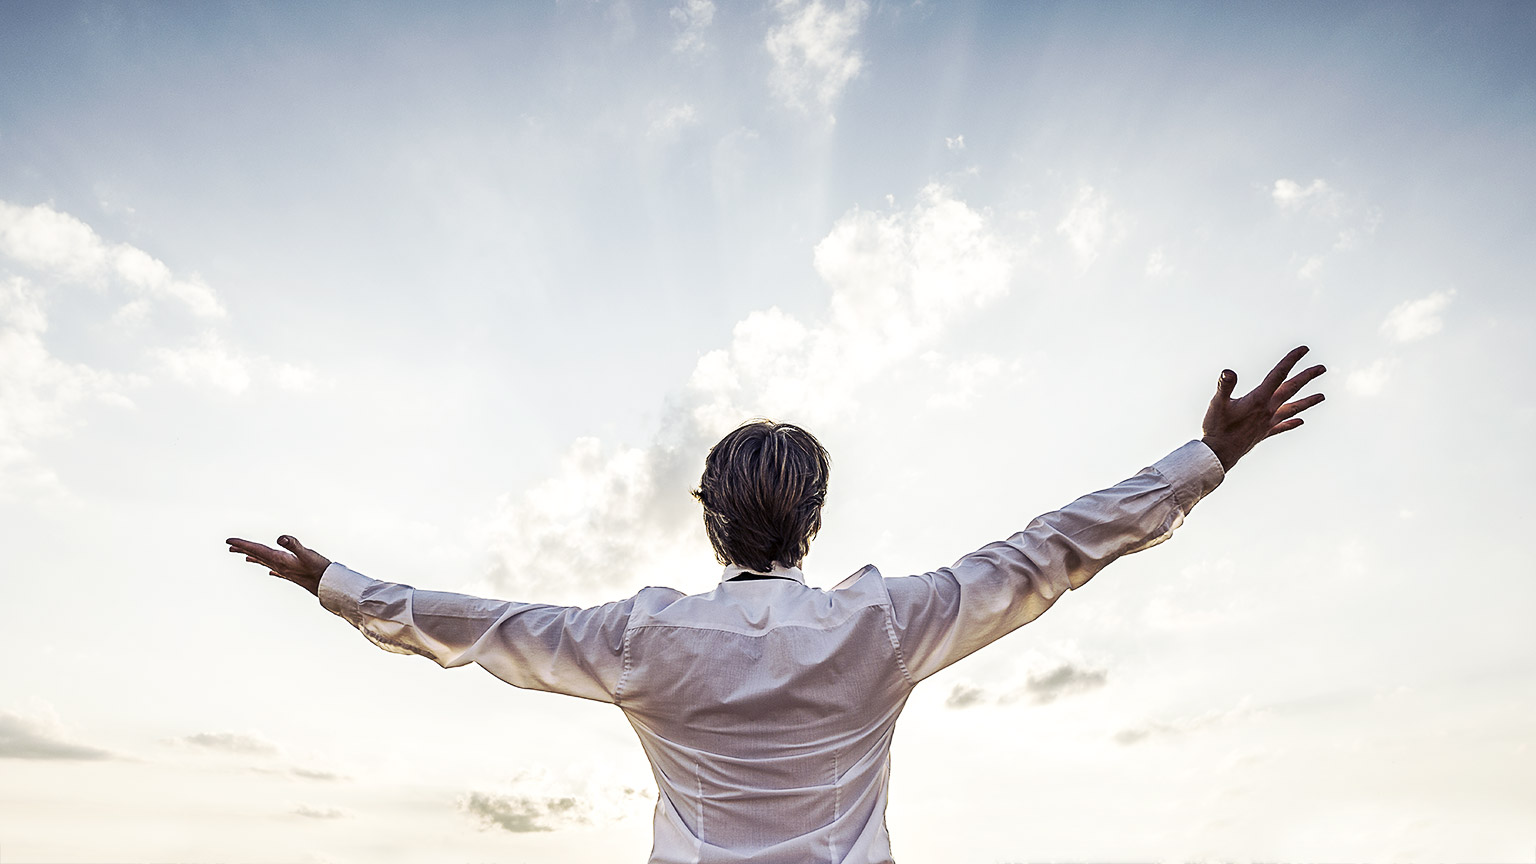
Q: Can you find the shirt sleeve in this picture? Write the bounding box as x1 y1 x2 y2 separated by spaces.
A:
884 440 1225 682
317 565 635 703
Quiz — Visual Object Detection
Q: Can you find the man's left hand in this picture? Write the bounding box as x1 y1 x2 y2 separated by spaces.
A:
227 535 331 597
1200 345 1326 471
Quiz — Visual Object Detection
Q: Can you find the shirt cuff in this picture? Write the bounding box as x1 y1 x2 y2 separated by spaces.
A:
1153 439 1226 509
318 562 374 618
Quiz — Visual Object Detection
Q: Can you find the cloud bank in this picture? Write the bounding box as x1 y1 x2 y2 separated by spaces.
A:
463 791 588 833
0 710 114 761
944 660 1109 709
0 201 224 318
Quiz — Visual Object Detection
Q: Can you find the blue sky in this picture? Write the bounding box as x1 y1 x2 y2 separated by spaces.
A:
2 2 1533 861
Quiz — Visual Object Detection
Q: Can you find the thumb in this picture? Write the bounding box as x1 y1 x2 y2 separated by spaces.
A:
281 534 329 569
1214 369 1237 399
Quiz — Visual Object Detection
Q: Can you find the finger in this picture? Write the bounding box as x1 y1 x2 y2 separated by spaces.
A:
1257 345 1310 397
280 534 324 564
1274 392 1325 422
278 535 320 561
230 540 278 564
228 538 277 557
229 539 296 572
1213 369 1237 400
1272 364 1327 406
1265 417 1304 438
276 536 308 566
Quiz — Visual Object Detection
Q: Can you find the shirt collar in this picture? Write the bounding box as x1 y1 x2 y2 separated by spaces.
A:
720 563 807 585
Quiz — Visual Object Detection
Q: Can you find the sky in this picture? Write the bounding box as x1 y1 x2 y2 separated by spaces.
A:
1 1 1534 861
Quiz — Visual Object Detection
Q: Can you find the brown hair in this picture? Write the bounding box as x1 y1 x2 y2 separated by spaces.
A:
692 420 830 572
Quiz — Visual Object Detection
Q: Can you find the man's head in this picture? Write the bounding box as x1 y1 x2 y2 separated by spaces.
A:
693 420 830 573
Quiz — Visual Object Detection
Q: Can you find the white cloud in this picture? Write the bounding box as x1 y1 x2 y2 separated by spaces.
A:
0 200 109 280
0 276 142 495
1271 178 1337 214
765 0 870 119
0 200 225 318
1334 206 1384 251
462 791 589 833
943 645 1110 709
152 331 254 394
670 0 715 54
1017 663 1109 705
151 331 319 395
1270 179 1381 280
482 436 700 602
1145 246 1169 279
180 730 281 756
270 362 319 392
0 709 115 760
1056 185 1122 270
111 244 224 319
1346 358 1393 397
0 201 316 493
483 184 1016 600
697 183 1014 430
945 134 965 151
293 805 346 819
944 682 987 709
291 766 345 782
1380 289 1455 343
647 101 699 140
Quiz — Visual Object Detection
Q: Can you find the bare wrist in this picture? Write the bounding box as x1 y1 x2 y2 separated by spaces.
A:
1200 436 1238 471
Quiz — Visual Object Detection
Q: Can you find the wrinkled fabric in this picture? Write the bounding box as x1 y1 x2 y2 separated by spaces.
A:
319 440 1223 863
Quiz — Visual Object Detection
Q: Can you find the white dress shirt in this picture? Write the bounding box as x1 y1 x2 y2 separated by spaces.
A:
318 441 1224 863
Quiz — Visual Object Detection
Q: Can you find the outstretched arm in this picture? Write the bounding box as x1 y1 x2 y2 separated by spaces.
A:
887 346 1326 681
225 535 639 702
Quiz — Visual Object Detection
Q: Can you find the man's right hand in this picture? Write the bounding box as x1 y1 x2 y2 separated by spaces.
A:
1200 346 1326 471
227 535 332 597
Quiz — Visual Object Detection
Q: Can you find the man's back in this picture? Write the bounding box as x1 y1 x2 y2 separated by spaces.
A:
621 570 911 862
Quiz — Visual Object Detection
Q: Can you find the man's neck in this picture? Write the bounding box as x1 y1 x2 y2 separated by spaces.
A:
721 562 806 584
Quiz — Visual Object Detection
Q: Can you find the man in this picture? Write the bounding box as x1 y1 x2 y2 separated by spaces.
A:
229 346 1325 864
